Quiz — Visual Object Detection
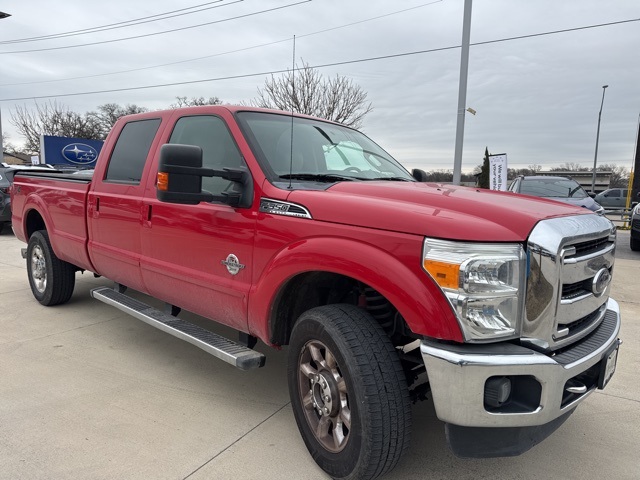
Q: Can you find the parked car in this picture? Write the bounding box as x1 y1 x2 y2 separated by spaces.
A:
595 188 630 209
0 167 10 231
631 202 640 251
508 175 604 214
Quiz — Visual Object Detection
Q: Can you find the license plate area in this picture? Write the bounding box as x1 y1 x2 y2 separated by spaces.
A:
598 341 620 389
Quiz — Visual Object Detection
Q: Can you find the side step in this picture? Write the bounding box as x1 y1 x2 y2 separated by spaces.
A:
91 287 265 370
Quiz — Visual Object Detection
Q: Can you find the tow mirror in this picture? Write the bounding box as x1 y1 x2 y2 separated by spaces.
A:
412 168 429 182
156 144 252 207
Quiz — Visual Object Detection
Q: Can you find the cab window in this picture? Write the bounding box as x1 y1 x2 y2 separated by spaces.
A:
169 116 244 196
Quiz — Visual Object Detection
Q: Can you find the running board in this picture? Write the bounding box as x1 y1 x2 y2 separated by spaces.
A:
91 287 265 370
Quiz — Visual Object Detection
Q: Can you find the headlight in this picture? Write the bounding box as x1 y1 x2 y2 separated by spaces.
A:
423 239 526 342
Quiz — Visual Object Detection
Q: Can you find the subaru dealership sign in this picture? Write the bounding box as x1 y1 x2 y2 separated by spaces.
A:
39 135 103 167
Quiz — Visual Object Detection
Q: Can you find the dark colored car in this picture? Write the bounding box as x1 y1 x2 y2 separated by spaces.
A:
631 202 640 251
508 175 604 214
0 167 11 231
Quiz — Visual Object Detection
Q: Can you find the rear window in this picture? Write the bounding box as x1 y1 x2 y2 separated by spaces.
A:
105 119 161 183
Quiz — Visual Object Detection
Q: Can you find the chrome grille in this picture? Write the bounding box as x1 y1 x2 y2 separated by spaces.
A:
523 214 616 351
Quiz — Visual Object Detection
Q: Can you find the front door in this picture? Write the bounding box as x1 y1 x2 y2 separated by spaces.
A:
140 114 255 332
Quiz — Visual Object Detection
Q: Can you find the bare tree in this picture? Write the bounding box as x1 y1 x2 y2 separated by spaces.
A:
550 162 590 172
87 103 148 139
10 101 103 154
598 163 630 188
250 61 373 129
170 96 222 108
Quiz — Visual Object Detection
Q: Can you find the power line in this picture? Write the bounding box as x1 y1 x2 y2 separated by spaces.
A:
1 16 638 102
0 0 312 55
0 1 443 87
0 0 231 45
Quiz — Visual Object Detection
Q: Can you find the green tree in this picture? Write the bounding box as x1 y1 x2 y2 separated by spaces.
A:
476 147 490 189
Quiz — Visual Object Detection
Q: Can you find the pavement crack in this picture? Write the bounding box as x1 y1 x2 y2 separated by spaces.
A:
182 402 291 480
596 391 640 405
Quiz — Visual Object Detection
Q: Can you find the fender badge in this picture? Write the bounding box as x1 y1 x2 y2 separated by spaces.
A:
221 254 245 275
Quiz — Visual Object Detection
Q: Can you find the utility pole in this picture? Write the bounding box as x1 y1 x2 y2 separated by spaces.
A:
0 12 11 164
452 0 473 185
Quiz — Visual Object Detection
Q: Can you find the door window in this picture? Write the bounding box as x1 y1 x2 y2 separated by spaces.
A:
105 119 161 183
169 116 244 197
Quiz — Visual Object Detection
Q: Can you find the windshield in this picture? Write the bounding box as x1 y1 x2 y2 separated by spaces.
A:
236 111 414 182
520 178 589 199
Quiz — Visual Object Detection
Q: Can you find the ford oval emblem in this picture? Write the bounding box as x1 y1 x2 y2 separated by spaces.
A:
61 143 99 165
591 267 611 297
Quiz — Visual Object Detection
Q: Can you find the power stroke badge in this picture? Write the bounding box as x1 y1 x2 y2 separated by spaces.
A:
221 254 245 275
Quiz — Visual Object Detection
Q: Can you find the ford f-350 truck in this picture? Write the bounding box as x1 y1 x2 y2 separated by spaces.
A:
11 106 621 480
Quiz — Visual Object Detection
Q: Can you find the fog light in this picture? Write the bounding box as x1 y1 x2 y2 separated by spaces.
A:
484 376 512 408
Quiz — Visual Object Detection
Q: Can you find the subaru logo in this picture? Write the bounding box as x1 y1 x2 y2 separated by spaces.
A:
61 143 98 165
591 267 611 297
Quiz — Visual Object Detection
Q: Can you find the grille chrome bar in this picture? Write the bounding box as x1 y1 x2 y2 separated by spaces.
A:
523 214 616 351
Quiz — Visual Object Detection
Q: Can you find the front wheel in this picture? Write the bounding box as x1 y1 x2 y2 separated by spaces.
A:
27 230 76 306
288 304 411 480
631 236 640 251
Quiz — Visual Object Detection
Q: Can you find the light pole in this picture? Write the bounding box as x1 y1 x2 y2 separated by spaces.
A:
591 85 608 193
452 0 473 185
0 11 10 163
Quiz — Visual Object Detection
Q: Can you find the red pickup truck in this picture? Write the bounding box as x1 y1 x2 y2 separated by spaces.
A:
12 106 621 480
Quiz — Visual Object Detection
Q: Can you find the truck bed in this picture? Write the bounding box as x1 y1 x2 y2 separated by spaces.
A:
12 171 94 272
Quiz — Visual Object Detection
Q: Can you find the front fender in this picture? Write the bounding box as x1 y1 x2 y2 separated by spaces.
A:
247 236 463 345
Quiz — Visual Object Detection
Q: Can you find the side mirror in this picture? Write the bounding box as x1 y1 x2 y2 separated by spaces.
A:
412 168 429 182
588 192 596 198
156 144 252 207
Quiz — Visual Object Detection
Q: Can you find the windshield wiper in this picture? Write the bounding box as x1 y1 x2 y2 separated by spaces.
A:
279 173 355 182
371 176 413 182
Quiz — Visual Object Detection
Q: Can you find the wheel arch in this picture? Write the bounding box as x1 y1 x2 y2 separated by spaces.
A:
247 237 462 346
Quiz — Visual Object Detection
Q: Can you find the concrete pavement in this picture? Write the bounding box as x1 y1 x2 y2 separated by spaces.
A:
1 225 638 480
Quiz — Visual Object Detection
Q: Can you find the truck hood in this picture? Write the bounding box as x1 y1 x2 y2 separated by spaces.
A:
287 182 592 242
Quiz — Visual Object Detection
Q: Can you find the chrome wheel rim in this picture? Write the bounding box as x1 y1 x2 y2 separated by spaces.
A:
30 245 47 294
298 340 351 453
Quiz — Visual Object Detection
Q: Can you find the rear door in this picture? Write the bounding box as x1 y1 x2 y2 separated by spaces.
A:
139 113 256 332
87 116 166 291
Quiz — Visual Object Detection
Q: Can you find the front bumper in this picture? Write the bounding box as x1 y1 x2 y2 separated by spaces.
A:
421 298 621 430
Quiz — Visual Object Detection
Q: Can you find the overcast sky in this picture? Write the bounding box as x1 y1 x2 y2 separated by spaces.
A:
0 0 638 173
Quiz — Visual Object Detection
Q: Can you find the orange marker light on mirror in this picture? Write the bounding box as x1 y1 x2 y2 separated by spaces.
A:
157 172 169 191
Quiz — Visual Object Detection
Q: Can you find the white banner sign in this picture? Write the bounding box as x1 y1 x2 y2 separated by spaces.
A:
489 154 508 191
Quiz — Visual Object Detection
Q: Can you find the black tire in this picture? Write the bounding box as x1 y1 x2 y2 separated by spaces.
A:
631 236 640 252
27 230 76 306
288 304 411 480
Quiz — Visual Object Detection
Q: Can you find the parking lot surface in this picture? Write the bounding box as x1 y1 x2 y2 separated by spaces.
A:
1 226 638 480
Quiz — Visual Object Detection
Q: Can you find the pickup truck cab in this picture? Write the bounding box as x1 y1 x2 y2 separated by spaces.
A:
11 106 621 480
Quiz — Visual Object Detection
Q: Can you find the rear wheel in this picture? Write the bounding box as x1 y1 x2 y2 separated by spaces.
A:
288 304 411 480
27 230 76 306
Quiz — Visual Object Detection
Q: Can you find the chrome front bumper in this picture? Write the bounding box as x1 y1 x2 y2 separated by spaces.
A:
421 298 621 429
